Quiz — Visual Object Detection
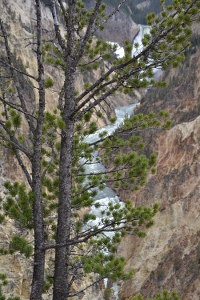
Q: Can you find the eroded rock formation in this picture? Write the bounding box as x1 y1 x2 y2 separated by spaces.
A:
117 27 200 300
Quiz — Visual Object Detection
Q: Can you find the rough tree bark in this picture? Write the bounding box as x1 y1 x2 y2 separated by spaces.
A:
30 0 45 299
52 0 77 297
53 72 76 299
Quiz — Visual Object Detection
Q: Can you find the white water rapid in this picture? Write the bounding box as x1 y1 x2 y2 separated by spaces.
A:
84 103 138 220
109 25 151 59
83 103 138 299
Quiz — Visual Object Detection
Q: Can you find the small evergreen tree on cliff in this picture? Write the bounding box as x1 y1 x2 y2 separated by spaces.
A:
132 290 179 300
0 0 199 299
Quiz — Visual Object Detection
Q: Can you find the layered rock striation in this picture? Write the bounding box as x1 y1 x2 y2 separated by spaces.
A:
117 28 200 300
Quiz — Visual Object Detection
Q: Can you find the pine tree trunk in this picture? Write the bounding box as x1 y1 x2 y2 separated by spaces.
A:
29 95 46 299
30 183 45 300
30 0 46 293
30 134 45 300
53 70 75 300
53 118 75 300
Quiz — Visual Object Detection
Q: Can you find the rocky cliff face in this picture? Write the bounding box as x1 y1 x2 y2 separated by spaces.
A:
116 29 200 300
118 116 200 299
95 8 139 48
83 0 139 47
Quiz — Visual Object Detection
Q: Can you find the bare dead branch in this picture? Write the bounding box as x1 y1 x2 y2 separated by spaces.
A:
68 277 104 297
0 96 37 120
0 58 37 81
0 18 36 135
50 0 66 52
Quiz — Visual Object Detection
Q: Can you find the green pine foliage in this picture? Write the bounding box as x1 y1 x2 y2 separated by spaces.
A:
1 102 169 285
132 290 179 300
0 273 20 300
0 0 200 298
9 236 33 258
3 183 35 229
44 77 54 89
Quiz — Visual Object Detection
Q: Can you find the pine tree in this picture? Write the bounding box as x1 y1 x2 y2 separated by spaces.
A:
0 0 199 299
132 290 179 300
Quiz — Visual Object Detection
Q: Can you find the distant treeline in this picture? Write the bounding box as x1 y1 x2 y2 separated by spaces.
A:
40 0 172 25
104 0 173 24
40 0 51 4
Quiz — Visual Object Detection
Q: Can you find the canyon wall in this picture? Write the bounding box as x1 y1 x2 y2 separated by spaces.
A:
83 0 139 47
117 28 200 300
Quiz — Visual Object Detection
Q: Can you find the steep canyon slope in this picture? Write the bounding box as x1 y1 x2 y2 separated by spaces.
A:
116 27 200 300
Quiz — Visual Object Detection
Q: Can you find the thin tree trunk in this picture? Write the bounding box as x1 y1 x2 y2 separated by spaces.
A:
30 151 45 300
30 1 46 299
30 78 45 300
53 69 75 299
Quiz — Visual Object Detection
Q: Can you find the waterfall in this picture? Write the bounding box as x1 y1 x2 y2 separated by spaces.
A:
109 25 151 59
132 25 162 79
132 24 151 56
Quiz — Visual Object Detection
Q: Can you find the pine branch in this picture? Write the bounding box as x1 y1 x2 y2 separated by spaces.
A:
57 0 69 28
0 58 37 81
74 78 117 114
74 0 102 65
68 277 104 297
0 96 37 120
41 218 139 252
0 18 36 135
91 0 127 36
0 121 33 159
12 146 32 186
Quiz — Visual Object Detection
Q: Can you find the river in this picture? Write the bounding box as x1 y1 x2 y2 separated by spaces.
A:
84 103 138 214
84 25 154 299
84 103 138 299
